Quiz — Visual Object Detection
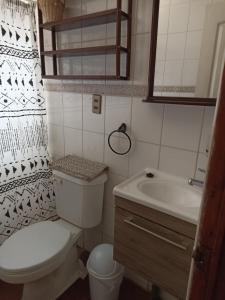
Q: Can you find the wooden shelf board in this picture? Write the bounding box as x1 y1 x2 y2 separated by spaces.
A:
42 75 128 80
41 45 128 57
143 96 217 107
39 9 129 32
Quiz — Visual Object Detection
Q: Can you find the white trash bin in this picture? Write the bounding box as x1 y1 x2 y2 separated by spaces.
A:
87 244 124 300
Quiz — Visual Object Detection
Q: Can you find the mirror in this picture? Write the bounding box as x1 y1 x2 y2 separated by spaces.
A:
145 0 225 106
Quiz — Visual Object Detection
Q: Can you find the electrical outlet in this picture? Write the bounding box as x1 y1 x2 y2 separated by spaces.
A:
92 94 102 114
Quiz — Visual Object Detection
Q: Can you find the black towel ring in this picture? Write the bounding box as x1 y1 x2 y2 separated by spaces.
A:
108 123 132 156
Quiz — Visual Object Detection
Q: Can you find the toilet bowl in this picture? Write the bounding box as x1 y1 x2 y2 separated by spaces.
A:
0 220 73 284
0 219 84 300
0 170 107 300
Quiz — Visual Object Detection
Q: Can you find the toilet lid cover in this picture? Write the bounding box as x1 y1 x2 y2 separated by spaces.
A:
0 221 71 273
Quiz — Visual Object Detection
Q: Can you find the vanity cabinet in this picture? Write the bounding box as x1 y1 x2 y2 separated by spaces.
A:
114 197 197 299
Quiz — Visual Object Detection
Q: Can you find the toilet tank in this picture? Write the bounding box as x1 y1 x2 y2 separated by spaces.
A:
53 170 107 228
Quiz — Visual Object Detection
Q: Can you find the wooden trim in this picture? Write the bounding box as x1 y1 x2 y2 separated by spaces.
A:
188 65 225 299
143 96 216 107
116 0 122 79
144 0 216 106
126 0 132 79
51 30 57 76
146 0 159 98
41 46 128 57
39 9 129 31
214 235 225 298
42 75 128 80
38 9 46 76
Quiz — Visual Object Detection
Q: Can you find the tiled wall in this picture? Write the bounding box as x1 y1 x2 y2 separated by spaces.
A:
43 0 216 297
45 89 215 295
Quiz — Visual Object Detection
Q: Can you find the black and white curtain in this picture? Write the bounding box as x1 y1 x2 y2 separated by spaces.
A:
0 0 56 244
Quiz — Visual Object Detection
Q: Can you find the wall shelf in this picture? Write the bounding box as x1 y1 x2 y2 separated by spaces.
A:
41 45 128 57
42 75 127 80
39 9 129 31
38 0 132 81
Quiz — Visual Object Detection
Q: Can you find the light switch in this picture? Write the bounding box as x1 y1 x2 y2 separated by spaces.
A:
92 94 102 114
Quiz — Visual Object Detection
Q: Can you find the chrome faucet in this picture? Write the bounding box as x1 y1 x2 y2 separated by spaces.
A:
188 178 204 188
188 168 206 188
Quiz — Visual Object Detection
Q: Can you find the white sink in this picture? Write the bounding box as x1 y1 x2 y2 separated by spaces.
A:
138 180 200 208
113 168 202 224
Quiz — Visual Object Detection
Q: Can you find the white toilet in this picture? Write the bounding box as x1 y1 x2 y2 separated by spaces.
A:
0 169 107 300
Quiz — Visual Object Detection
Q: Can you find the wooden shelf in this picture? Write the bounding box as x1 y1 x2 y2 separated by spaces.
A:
38 0 132 80
40 9 129 32
41 45 128 57
42 75 128 80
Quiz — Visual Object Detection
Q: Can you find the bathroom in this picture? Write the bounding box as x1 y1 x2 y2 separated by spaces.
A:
0 0 225 299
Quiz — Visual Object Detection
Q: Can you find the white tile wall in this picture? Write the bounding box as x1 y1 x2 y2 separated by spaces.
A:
47 90 215 242
166 33 186 60
131 98 163 144
44 0 218 298
161 105 204 151
185 31 202 60
105 96 132 134
129 141 160 175
158 4 170 35
83 131 105 162
64 127 83 156
104 134 130 177
164 60 183 85
135 0 153 34
133 33 151 85
159 146 197 178
46 93 214 223
63 92 83 129
199 107 215 153
168 3 189 33
48 124 65 159
188 1 206 31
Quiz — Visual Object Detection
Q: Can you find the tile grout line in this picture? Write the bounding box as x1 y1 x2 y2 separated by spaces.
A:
61 81 66 157
180 1 192 93
193 107 206 178
127 0 138 177
160 0 172 97
103 0 108 164
157 104 166 169
81 0 84 158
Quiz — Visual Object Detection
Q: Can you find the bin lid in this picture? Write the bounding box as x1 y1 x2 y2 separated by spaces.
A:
87 244 120 277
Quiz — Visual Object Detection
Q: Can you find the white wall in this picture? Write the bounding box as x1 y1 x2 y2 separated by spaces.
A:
44 0 216 296
45 91 215 295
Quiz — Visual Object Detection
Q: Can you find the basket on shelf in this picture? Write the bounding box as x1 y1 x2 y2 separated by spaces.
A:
38 0 65 23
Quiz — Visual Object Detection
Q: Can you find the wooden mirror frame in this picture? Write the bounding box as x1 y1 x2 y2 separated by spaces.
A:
143 0 217 106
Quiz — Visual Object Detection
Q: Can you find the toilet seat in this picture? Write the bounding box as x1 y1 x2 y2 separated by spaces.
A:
0 221 73 284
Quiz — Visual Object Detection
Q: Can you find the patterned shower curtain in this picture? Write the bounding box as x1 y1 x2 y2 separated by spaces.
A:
0 0 56 244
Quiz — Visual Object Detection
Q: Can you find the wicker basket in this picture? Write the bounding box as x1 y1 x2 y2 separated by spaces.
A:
38 0 65 23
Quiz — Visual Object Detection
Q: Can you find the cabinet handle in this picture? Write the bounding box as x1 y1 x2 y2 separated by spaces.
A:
124 218 187 251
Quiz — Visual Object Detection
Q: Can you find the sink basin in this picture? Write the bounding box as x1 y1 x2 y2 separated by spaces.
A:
138 180 200 208
113 168 202 224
